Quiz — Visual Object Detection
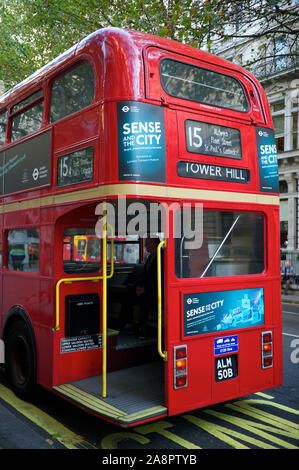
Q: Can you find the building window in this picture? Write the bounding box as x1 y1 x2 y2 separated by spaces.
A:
280 200 288 248
272 100 285 112
292 111 298 150
279 180 288 193
274 36 288 72
271 94 299 152
272 114 285 152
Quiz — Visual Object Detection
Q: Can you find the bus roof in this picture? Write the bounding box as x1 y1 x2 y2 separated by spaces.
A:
0 27 259 110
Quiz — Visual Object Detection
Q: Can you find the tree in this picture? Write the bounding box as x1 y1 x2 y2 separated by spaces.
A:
0 0 298 91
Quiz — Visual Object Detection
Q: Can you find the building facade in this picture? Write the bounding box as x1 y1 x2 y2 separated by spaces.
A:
211 2 299 273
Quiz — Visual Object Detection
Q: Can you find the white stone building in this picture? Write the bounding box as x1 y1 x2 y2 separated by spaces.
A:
210 1 299 274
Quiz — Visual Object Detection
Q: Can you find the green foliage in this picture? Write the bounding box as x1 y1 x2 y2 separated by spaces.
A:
0 0 227 91
0 0 298 92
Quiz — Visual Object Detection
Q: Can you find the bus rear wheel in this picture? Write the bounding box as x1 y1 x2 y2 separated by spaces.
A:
6 320 36 400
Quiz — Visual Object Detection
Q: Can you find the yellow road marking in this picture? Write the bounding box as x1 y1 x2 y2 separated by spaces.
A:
0 384 91 449
255 392 275 399
205 408 298 449
136 421 201 449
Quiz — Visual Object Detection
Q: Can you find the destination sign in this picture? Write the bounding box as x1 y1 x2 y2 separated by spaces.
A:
177 160 250 184
185 120 242 160
57 146 94 187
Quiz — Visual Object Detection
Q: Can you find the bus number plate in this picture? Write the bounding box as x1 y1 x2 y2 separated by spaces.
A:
215 354 238 382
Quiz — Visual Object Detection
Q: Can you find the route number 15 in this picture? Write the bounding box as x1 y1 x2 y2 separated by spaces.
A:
187 125 203 150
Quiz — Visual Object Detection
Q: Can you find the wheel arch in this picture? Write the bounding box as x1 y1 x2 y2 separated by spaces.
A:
2 306 37 382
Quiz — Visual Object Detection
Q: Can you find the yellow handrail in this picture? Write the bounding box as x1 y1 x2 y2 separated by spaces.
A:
53 224 114 333
53 276 101 332
157 238 167 362
102 219 114 398
53 219 114 399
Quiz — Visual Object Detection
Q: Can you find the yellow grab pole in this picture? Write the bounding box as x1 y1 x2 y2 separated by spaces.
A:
53 218 114 398
102 204 108 398
157 239 167 362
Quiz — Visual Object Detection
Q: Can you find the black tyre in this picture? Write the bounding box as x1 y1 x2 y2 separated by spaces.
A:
5 320 37 400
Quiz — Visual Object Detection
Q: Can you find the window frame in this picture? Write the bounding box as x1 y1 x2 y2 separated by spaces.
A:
49 60 95 124
9 90 44 143
6 227 40 273
159 57 249 113
0 110 7 147
174 208 265 280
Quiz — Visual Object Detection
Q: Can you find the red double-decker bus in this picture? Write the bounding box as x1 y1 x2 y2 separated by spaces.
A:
0 28 282 427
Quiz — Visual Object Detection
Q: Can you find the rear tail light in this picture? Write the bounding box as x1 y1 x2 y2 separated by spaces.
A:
261 331 273 369
174 345 187 389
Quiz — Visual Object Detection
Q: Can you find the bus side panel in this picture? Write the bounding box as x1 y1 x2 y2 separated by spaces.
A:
52 281 102 386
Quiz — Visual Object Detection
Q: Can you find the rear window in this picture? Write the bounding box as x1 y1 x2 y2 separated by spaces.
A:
160 59 249 112
175 210 264 278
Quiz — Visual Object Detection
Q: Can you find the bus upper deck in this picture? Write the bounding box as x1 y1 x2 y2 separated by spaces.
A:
0 28 276 204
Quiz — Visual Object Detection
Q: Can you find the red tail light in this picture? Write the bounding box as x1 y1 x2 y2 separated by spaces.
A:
174 345 187 389
261 331 273 369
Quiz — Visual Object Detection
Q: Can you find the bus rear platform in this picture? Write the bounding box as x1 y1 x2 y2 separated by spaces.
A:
53 330 167 427
53 361 166 427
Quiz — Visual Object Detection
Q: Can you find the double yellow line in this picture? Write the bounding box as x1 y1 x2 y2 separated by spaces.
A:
0 384 94 449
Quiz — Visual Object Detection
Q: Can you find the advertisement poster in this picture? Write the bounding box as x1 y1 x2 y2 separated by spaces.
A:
0 130 51 195
117 101 166 183
183 287 264 336
256 127 279 193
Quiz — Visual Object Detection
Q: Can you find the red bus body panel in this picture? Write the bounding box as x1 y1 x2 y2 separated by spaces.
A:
0 28 282 424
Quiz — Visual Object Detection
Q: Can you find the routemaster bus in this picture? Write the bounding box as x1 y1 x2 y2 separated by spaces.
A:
0 28 282 427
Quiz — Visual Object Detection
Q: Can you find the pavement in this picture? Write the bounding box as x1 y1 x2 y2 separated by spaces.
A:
281 286 299 304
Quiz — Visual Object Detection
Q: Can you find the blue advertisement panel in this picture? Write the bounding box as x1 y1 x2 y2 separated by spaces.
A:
256 127 279 193
183 288 264 336
117 101 166 183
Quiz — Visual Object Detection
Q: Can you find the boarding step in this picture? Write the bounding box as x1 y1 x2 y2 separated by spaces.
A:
53 362 166 426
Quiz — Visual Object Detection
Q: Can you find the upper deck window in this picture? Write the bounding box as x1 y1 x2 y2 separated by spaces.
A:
11 90 43 142
0 111 7 146
50 61 95 122
11 89 43 114
160 59 249 112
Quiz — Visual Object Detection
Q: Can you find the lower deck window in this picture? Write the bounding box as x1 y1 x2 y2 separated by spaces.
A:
7 229 39 272
63 229 141 274
175 210 264 278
